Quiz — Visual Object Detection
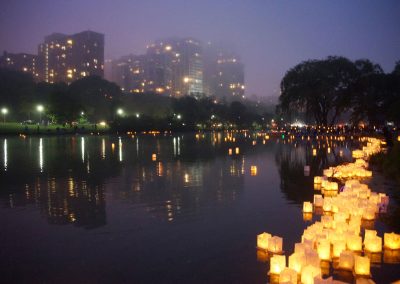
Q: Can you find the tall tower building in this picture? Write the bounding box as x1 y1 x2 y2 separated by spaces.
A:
38 30 104 84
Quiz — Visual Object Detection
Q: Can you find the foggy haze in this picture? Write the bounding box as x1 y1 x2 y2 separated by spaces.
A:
1 0 399 98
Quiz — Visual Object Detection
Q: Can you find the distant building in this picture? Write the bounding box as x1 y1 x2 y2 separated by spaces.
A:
0 51 39 79
203 43 245 100
109 54 146 93
38 30 104 83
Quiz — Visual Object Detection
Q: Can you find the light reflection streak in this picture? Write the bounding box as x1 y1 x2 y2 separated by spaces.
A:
39 138 43 172
173 137 176 156
101 138 105 159
3 139 7 171
119 137 123 162
81 137 85 163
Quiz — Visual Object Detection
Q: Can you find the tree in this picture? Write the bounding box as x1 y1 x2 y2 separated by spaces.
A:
278 56 357 126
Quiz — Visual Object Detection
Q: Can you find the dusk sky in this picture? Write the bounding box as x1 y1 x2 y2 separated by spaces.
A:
1 0 399 98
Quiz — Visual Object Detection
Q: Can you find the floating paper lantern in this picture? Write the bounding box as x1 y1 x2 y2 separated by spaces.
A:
228 148 232 155
384 232 400 250
384 248 400 264
364 236 382 253
250 166 258 176
314 195 324 207
289 252 306 274
317 239 331 261
268 236 283 253
364 229 377 243
354 255 370 276
362 207 376 220
303 202 313 213
347 235 362 251
332 240 346 258
270 254 286 274
295 243 307 255
304 249 320 268
152 153 157 161
257 232 272 250
301 265 321 284
235 147 240 154
314 176 323 184
338 251 354 270
279 267 297 284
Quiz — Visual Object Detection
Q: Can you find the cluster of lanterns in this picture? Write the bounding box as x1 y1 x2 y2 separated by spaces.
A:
257 137 400 283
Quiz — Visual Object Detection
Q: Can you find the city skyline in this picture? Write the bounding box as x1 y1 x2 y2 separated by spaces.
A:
1 0 400 97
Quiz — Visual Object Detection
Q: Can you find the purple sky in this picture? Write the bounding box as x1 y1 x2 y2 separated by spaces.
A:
1 0 399 97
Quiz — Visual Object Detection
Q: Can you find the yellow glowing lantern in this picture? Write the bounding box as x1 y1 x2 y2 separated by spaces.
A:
301 265 321 284
257 232 272 250
314 176 323 184
313 148 317 156
364 235 382 253
362 207 375 221
268 236 283 253
317 239 331 261
303 213 313 221
152 153 157 161
338 251 354 270
303 202 313 213
235 147 240 154
321 215 333 229
384 232 400 250
354 255 370 276
313 195 324 207
228 148 232 155
398 135 400 142
279 267 297 284
347 235 362 251
289 252 306 274
270 254 286 274
364 229 377 243
332 240 346 258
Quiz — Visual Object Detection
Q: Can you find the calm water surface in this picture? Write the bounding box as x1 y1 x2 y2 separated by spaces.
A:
0 133 399 283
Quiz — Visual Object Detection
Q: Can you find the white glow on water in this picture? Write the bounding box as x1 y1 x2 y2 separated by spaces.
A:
81 137 85 163
39 138 43 172
3 139 7 171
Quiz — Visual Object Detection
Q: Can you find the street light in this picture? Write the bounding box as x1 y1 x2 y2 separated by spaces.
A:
37 105 44 124
177 114 182 120
135 113 140 118
1 108 8 123
117 108 124 116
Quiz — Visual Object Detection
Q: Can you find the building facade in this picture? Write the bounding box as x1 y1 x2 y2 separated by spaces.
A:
38 30 104 84
0 51 39 79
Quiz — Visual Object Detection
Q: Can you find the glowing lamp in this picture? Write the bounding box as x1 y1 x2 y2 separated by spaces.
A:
332 240 346 258
257 232 272 250
268 236 283 253
305 249 320 268
289 252 306 274
384 232 400 250
364 230 377 243
228 148 232 155
338 251 354 270
347 235 362 251
354 255 370 276
235 147 240 154
321 215 333 229
317 239 331 261
364 236 382 253
152 153 157 161
270 254 286 274
303 202 313 213
362 208 375 220
314 176 323 184
279 267 297 284
301 265 321 284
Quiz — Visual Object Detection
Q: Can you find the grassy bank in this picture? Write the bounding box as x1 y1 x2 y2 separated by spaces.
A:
370 141 400 182
0 122 109 135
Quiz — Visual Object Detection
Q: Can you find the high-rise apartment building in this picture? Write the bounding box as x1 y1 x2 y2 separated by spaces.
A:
38 30 104 83
0 51 39 79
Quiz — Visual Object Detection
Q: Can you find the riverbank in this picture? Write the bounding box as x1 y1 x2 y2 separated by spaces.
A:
0 122 109 135
370 141 400 182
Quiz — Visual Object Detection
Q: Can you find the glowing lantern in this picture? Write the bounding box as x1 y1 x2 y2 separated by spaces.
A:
362 207 375 220
313 149 317 156
257 232 272 250
152 153 157 161
347 235 362 251
313 195 324 207
279 267 297 284
317 239 331 261
338 251 354 270
384 232 400 250
354 255 370 276
228 148 232 155
364 230 377 243
303 202 313 213
332 240 346 258
301 265 321 284
268 236 283 253
289 252 306 274
314 176 323 184
303 213 313 221
321 215 333 229
235 147 240 154
364 236 382 253
270 254 286 274
304 249 320 268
